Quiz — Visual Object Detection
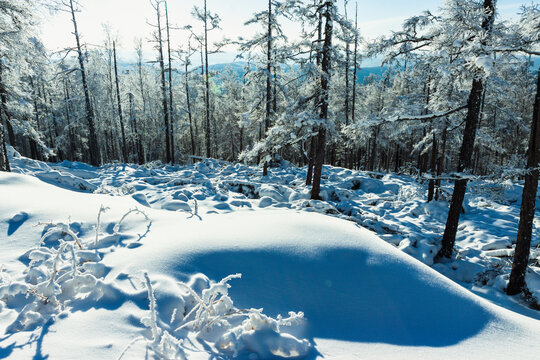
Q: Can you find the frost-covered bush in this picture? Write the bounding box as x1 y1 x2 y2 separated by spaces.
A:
0 206 151 333
127 273 311 359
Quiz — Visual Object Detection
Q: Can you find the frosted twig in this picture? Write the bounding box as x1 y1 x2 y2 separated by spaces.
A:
95 205 110 245
117 336 145 360
114 208 150 234
144 272 161 344
51 242 73 283
187 199 201 220
38 225 83 250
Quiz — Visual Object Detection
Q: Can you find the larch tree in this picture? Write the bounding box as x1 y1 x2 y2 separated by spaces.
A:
113 41 128 163
505 5 540 297
507 67 540 298
150 0 172 163
65 0 101 166
311 0 336 200
189 0 222 158
437 0 497 260
164 0 175 164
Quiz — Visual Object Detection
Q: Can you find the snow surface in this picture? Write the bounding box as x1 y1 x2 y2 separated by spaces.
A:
1 153 539 359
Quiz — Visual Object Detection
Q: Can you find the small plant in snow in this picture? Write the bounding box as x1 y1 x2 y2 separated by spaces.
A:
118 272 186 360
127 272 311 359
113 207 150 234
1 206 151 333
175 273 242 333
187 198 200 219
95 204 110 245
38 222 83 249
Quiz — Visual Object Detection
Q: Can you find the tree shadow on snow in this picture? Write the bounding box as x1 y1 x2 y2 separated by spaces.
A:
174 248 493 348
0 318 53 360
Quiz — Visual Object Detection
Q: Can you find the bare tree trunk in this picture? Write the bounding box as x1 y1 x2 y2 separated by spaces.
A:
64 79 76 161
306 137 315 186
69 0 100 166
311 0 334 200
507 67 540 296
306 4 323 185
165 1 175 163
436 119 448 200
113 41 128 163
185 60 196 156
0 60 15 147
436 0 496 260
203 0 211 158
154 0 171 163
344 1 351 126
0 125 9 172
351 2 358 124
129 93 144 165
428 133 438 202
263 0 273 176
368 127 378 171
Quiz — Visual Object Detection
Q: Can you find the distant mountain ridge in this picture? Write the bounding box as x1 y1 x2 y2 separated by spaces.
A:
206 62 386 84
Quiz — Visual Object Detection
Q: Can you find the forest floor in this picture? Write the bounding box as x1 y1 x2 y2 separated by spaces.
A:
1 148 539 359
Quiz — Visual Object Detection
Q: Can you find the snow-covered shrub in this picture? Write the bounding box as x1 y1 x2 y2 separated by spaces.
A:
129 273 311 359
0 206 151 333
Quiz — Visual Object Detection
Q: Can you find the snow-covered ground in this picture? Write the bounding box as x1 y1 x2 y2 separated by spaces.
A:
1 150 539 359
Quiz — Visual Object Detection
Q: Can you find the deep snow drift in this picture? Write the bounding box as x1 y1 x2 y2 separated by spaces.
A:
1 153 539 359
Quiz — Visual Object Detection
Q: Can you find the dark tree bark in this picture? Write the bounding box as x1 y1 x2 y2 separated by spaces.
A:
306 4 323 186
311 0 334 200
165 1 175 163
203 0 211 158
427 133 438 202
128 93 144 165
185 60 196 156
154 0 171 163
368 127 379 171
351 2 358 124
344 1 352 127
69 0 101 166
113 41 128 163
306 137 315 186
507 67 540 296
436 0 496 260
0 60 15 147
64 79 76 161
0 126 9 172
263 0 273 176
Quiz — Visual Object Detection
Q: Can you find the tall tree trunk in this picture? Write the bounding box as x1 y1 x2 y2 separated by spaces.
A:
165 1 175 164
368 127 378 171
0 124 9 172
427 133 438 202
263 0 273 176
185 60 196 156
344 1 351 126
351 2 358 124
155 0 171 163
306 5 323 185
311 0 334 200
306 137 315 185
64 79 76 161
506 67 540 296
436 0 496 260
203 0 211 158
69 0 100 166
436 119 448 200
0 60 15 147
129 93 144 165
113 41 128 163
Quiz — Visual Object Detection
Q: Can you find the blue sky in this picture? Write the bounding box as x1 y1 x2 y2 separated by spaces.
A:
39 0 528 66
